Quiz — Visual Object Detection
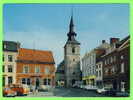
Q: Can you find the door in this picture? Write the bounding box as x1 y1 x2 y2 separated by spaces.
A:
36 78 40 89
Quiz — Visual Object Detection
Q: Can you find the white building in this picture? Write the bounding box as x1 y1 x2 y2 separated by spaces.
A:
3 41 20 86
82 40 110 87
96 61 103 88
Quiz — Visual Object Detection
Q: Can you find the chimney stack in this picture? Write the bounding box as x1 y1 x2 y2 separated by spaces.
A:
102 40 106 44
110 38 119 44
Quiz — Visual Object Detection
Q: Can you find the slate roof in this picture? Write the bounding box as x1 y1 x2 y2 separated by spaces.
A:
3 41 19 52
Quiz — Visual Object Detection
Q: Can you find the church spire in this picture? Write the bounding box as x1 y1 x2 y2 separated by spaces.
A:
67 13 77 41
69 15 74 33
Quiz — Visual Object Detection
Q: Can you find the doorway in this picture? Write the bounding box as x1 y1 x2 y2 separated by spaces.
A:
35 78 40 89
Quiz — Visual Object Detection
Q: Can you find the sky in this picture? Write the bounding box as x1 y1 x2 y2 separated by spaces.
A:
4 4 129 67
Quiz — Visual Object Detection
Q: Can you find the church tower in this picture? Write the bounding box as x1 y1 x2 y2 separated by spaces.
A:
64 15 81 87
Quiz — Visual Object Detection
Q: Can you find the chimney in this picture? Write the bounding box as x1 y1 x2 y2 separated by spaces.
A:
110 38 119 44
102 40 106 44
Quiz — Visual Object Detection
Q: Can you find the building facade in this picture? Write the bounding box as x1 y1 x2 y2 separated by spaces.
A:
82 40 109 87
102 36 130 92
102 38 120 89
117 36 130 92
16 48 55 89
64 16 81 87
96 59 103 88
3 41 20 86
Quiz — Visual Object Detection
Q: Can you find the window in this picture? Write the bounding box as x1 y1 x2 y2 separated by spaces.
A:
105 68 108 74
35 67 40 73
45 67 49 74
8 77 12 84
96 65 98 69
111 67 115 73
48 79 51 85
3 55 4 61
121 63 124 73
121 82 125 92
72 47 75 54
8 65 13 72
121 55 124 60
3 65 5 72
73 59 75 62
43 79 47 85
8 55 13 62
96 71 98 77
99 64 101 68
99 70 101 77
105 60 107 65
22 78 26 84
114 56 116 62
23 66 29 73
27 78 31 85
4 44 6 49
22 78 31 85
110 57 113 63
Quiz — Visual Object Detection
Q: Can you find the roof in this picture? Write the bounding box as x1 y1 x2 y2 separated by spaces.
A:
3 41 20 52
116 35 130 48
17 48 55 64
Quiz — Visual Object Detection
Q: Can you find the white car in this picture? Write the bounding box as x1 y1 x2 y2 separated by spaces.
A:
96 87 110 94
96 88 106 94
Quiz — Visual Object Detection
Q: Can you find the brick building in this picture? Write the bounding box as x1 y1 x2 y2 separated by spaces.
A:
16 48 55 89
117 36 130 92
102 36 130 92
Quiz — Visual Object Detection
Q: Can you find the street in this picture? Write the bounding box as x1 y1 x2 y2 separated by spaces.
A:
19 87 105 97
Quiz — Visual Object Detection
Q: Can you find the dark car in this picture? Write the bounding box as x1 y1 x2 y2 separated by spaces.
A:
104 89 118 96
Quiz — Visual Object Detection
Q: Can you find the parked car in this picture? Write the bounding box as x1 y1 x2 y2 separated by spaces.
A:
79 85 85 89
116 91 129 97
96 87 110 94
84 85 97 91
104 88 118 96
10 84 30 96
38 85 49 92
96 88 106 94
3 87 16 97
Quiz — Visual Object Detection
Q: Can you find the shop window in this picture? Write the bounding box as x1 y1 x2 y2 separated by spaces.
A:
22 78 30 85
22 78 26 84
